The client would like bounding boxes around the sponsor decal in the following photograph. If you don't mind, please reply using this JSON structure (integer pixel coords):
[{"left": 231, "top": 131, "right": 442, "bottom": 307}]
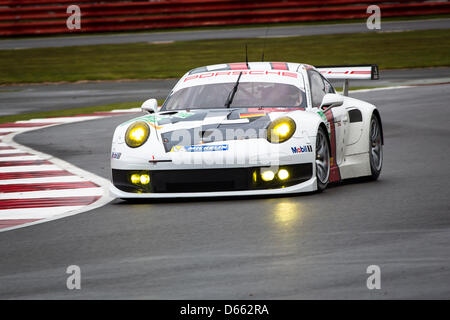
[
  {"left": 184, "top": 70, "right": 298, "bottom": 82},
  {"left": 317, "top": 110, "right": 328, "bottom": 122},
  {"left": 185, "top": 144, "right": 229, "bottom": 152},
  {"left": 142, "top": 115, "right": 167, "bottom": 123},
  {"left": 147, "top": 122, "right": 163, "bottom": 130},
  {"left": 247, "top": 107, "right": 303, "bottom": 113},
  {"left": 291, "top": 145, "right": 313, "bottom": 154},
  {"left": 171, "top": 144, "right": 229, "bottom": 152},
  {"left": 175, "top": 111, "right": 194, "bottom": 119},
  {"left": 239, "top": 112, "right": 266, "bottom": 118},
  {"left": 319, "top": 70, "right": 371, "bottom": 75},
  {"left": 119, "top": 114, "right": 166, "bottom": 127},
  {"left": 111, "top": 152, "right": 121, "bottom": 159}
]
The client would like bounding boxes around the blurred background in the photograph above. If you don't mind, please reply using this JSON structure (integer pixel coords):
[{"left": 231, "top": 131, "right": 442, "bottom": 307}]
[
  {"left": 0, "top": 1, "right": 449, "bottom": 300},
  {"left": 1, "top": 0, "right": 449, "bottom": 121}
]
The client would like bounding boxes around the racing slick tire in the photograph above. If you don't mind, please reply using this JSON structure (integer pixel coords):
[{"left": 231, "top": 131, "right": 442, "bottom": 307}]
[
  {"left": 316, "top": 126, "right": 331, "bottom": 192},
  {"left": 368, "top": 113, "right": 383, "bottom": 181}
]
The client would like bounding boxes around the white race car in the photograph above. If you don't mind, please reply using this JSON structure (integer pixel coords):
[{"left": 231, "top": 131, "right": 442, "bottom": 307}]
[{"left": 110, "top": 62, "right": 383, "bottom": 198}]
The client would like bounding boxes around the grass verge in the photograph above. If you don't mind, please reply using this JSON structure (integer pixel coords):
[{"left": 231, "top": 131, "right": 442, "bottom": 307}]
[
  {"left": 0, "top": 101, "right": 145, "bottom": 124},
  {"left": 1, "top": 29, "right": 449, "bottom": 85}
]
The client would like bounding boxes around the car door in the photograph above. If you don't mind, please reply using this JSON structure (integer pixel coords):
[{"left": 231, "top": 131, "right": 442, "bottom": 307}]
[{"left": 308, "top": 69, "right": 349, "bottom": 166}]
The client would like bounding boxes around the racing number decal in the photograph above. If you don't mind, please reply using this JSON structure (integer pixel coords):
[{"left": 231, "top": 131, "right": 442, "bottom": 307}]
[{"left": 324, "top": 109, "right": 341, "bottom": 183}]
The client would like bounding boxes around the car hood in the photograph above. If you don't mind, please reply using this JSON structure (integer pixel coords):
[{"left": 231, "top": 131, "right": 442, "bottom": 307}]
[{"left": 124, "top": 107, "right": 303, "bottom": 152}]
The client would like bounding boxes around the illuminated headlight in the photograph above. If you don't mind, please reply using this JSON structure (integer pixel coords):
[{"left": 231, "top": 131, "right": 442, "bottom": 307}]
[
  {"left": 261, "top": 170, "right": 275, "bottom": 181},
  {"left": 278, "top": 169, "right": 289, "bottom": 180},
  {"left": 267, "top": 117, "right": 296, "bottom": 143},
  {"left": 125, "top": 121, "right": 150, "bottom": 148},
  {"left": 130, "top": 174, "right": 141, "bottom": 184},
  {"left": 139, "top": 174, "right": 150, "bottom": 185},
  {"left": 130, "top": 173, "right": 150, "bottom": 185}
]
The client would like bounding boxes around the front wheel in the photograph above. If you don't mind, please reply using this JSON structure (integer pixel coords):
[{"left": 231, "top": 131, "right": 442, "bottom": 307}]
[
  {"left": 315, "top": 126, "right": 330, "bottom": 192},
  {"left": 368, "top": 114, "right": 383, "bottom": 180}
]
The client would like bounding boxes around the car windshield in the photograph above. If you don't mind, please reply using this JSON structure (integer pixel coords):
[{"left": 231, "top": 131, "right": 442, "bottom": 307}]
[{"left": 162, "top": 82, "right": 307, "bottom": 110}]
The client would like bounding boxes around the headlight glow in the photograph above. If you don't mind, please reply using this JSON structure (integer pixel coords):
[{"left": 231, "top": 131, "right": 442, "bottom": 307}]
[
  {"left": 274, "top": 123, "right": 290, "bottom": 136},
  {"left": 125, "top": 121, "right": 150, "bottom": 148},
  {"left": 131, "top": 128, "right": 145, "bottom": 141},
  {"left": 130, "top": 174, "right": 141, "bottom": 184},
  {"left": 140, "top": 174, "right": 150, "bottom": 185},
  {"left": 261, "top": 170, "right": 275, "bottom": 181},
  {"left": 267, "top": 117, "right": 296, "bottom": 143},
  {"left": 130, "top": 173, "right": 150, "bottom": 185},
  {"left": 278, "top": 169, "right": 289, "bottom": 180}
]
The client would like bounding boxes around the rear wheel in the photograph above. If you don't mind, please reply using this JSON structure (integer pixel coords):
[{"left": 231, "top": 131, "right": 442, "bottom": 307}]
[
  {"left": 316, "top": 126, "right": 330, "bottom": 192},
  {"left": 368, "top": 114, "right": 383, "bottom": 180}
]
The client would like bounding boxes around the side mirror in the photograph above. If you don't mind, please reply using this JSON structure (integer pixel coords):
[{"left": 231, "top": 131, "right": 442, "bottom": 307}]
[
  {"left": 320, "top": 93, "right": 344, "bottom": 110},
  {"left": 141, "top": 98, "right": 158, "bottom": 113}
]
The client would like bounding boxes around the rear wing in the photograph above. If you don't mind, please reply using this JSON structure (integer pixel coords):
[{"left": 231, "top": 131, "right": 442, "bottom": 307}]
[{"left": 315, "top": 64, "right": 379, "bottom": 96}]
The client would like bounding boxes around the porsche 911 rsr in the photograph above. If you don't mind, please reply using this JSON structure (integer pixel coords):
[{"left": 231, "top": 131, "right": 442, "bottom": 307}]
[{"left": 110, "top": 62, "right": 383, "bottom": 198}]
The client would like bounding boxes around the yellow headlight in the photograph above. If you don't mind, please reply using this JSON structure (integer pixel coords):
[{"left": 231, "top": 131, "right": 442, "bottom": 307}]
[
  {"left": 278, "top": 169, "right": 289, "bottom": 180},
  {"left": 130, "top": 173, "right": 150, "bottom": 185},
  {"left": 267, "top": 117, "right": 296, "bottom": 143},
  {"left": 130, "top": 174, "right": 141, "bottom": 184},
  {"left": 261, "top": 170, "right": 275, "bottom": 181},
  {"left": 252, "top": 170, "right": 258, "bottom": 182},
  {"left": 274, "top": 123, "right": 290, "bottom": 137},
  {"left": 139, "top": 174, "right": 150, "bottom": 185},
  {"left": 125, "top": 121, "right": 150, "bottom": 148}
]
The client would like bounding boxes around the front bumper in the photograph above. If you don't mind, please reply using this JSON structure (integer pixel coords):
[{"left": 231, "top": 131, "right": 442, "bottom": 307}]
[{"left": 110, "top": 163, "right": 316, "bottom": 198}]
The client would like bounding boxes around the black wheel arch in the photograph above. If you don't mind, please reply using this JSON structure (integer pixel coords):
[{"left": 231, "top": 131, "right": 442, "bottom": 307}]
[{"left": 318, "top": 122, "right": 331, "bottom": 151}]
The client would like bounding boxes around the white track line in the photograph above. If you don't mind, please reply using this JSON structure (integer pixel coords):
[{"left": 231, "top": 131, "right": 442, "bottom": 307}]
[
  {"left": 15, "top": 116, "right": 102, "bottom": 123},
  {"left": 349, "top": 85, "right": 415, "bottom": 93},
  {"left": 0, "top": 206, "right": 85, "bottom": 220},
  {"left": 0, "top": 176, "right": 86, "bottom": 185},
  {"left": 110, "top": 108, "right": 141, "bottom": 113},
  {"left": 0, "top": 165, "right": 60, "bottom": 173},
  {"left": 0, "top": 128, "right": 37, "bottom": 133},
  {"left": 0, "top": 187, "right": 104, "bottom": 200},
  {"left": 0, "top": 155, "right": 42, "bottom": 161},
  {"left": 0, "top": 149, "right": 24, "bottom": 154}
]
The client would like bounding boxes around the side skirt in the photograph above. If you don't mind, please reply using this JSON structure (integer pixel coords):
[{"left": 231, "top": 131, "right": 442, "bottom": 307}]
[{"left": 338, "top": 153, "right": 371, "bottom": 180}]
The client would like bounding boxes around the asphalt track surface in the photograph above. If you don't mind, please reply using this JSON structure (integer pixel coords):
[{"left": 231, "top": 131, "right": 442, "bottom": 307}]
[
  {"left": 0, "top": 79, "right": 177, "bottom": 116},
  {"left": 0, "top": 82, "right": 448, "bottom": 299},
  {"left": 1, "top": 68, "right": 450, "bottom": 117},
  {"left": 1, "top": 18, "right": 449, "bottom": 50}
]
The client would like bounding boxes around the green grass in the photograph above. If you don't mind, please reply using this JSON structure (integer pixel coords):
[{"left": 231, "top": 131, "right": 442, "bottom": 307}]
[
  {"left": 0, "top": 101, "right": 142, "bottom": 124},
  {"left": 0, "top": 29, "right": 449, "bottom": 85}
]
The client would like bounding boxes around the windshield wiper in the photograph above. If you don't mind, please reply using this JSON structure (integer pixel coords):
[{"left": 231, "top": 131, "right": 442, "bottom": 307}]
[{"left": 224, "top": 72, "right": 243, "bottom": 108}]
